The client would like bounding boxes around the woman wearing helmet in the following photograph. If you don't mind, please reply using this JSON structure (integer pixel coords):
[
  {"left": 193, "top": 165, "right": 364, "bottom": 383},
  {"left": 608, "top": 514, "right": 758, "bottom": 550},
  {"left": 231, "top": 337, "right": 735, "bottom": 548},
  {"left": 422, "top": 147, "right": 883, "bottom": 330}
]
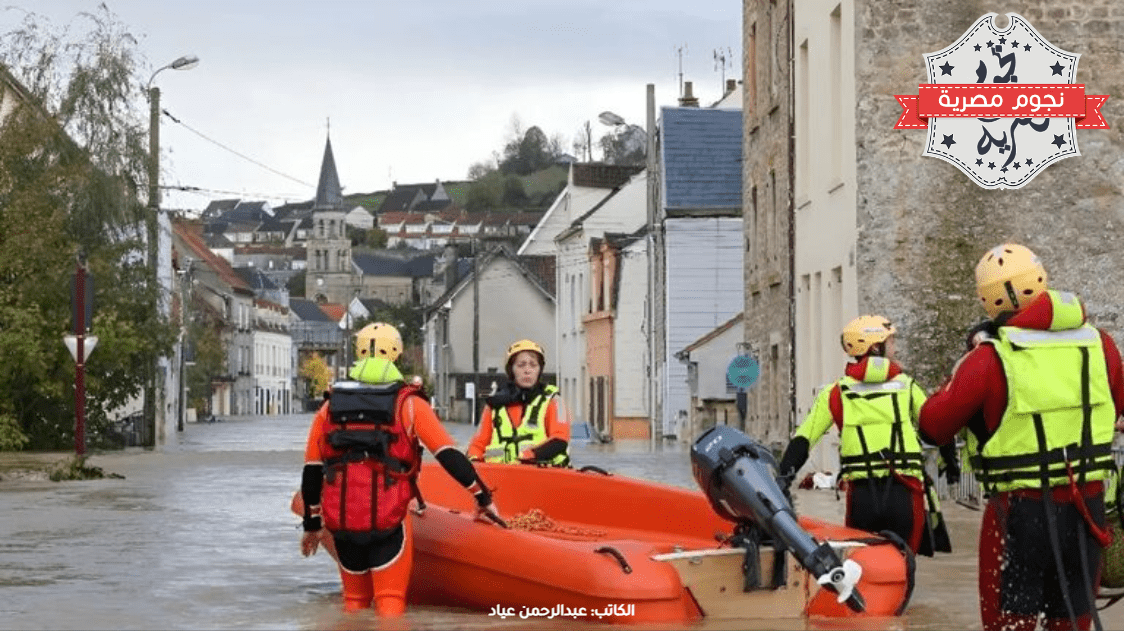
[
  {"left": 466, "top": 339, "right": 571, "bottom": 467},
  {"left": 920, "top": 244, "right": 1124, "bottom": 631},
  {"left": 299, "top": 322, "right": 502, "bottom": 615},
  {"left": 777, "top": 314, "right": 939, "bottom": 555}
]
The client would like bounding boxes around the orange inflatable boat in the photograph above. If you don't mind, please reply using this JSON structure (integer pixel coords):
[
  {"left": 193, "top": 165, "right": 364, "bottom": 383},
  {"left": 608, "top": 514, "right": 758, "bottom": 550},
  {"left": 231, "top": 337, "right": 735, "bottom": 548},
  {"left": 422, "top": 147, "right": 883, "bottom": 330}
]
[{"left": 294, "top": 459, "right": 915, "bottom": 624}]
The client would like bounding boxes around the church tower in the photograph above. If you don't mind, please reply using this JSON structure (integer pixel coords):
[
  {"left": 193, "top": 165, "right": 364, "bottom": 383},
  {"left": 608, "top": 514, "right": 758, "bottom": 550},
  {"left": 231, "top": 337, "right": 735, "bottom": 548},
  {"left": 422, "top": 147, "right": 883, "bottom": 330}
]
[{"left": 305, "top": 134, "right": 353, "bottom": 304}]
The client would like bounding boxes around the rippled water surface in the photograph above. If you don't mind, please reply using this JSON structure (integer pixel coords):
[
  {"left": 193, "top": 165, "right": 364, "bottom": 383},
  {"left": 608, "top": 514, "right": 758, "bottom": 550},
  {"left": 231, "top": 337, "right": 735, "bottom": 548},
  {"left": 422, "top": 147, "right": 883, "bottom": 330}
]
[{"left": 2, "top": 414, "right": 1123, "bottom": 630}]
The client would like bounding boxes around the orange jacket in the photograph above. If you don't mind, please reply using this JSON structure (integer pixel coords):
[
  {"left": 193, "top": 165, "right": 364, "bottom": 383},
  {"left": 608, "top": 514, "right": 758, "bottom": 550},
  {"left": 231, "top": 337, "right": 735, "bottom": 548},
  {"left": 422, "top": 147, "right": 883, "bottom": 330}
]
[{"left": 466, "top": 397, "right": 570, "bottom": 460}]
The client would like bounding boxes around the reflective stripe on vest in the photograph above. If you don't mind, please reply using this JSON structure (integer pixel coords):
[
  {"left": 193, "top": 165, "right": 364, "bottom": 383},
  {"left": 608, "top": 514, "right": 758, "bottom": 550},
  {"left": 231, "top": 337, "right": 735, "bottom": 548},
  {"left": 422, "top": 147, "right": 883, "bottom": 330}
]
[
  {"left": 969, "top": 310, "right": 1115, "bottom": 493},
  {"left": 837, "top": 373, "right": 924, "bottom": 481},
  {"left": 485, "top": 385, "right": 569, "bottom": 466}
]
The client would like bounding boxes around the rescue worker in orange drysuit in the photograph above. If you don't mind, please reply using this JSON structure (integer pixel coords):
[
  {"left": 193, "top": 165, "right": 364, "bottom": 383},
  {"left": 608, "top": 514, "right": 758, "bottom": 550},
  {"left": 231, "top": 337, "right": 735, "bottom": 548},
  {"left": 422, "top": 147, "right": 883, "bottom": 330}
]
[{"left": 299, "top": 323, "right": 500, "bottom": 615}]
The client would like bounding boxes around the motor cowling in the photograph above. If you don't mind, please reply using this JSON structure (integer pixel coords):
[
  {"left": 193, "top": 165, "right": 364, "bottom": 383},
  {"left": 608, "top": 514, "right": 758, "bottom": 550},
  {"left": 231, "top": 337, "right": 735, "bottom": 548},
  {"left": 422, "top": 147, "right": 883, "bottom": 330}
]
[{"left": 691, "top": 425, "right": 865, "bottom": 612}]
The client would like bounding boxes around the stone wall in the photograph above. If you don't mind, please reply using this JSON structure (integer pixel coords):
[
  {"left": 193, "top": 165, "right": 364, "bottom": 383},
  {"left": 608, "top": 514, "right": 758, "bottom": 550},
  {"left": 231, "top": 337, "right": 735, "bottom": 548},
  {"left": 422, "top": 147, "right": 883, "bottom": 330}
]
[
  {"left": 855, "top": 1, "right": 1124, "bottom": 390},
  {"left": 743, "top": 0, "right": 796, "bottom": 445}
]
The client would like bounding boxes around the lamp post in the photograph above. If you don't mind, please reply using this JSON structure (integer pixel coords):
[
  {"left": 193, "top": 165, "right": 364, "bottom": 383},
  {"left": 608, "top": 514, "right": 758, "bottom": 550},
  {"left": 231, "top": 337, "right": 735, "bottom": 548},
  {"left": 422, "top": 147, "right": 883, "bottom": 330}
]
[
  {"left": 146, "top": 54, "right": 198, "bottom": 446},
  {"left": 147, "top": 55, "right": 199, "bottom": 217},
  {"left": 597, "top": 110, "right": 648, "bottom": 165}
]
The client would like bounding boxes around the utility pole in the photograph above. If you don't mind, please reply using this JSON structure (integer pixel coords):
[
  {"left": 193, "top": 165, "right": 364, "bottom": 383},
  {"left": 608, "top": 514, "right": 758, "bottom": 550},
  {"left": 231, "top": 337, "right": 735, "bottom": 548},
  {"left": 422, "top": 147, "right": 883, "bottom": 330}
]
[
  {"left": 74, "top": 253, "right": 88, "bottom": 456},
  {"left": 645, "top": 83, "right": 659, "bottom": 445},
  {"left": 472, "top": 237, "right": 480, "bottom": 425}
]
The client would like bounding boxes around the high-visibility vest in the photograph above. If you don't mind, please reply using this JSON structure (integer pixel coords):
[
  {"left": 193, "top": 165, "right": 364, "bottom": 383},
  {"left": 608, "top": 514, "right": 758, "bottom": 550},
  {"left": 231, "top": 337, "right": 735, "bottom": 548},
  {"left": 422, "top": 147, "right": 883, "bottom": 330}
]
[
  {"left": 968, "top": 291, "right": 1115, "bottom": 493},
  {"left": 837, "top": 360, "right": 925, "bottom": 482},
  {"left": 484, "top": 385, "right": 569, "bottom": 467}
]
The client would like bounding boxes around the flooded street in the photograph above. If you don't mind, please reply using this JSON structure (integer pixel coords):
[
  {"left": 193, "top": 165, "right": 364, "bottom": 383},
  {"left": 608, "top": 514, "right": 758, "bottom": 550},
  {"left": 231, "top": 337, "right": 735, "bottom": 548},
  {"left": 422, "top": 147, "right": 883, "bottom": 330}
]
[{"left": 2, "top": 413, "right": 1123, "bottom": 630}]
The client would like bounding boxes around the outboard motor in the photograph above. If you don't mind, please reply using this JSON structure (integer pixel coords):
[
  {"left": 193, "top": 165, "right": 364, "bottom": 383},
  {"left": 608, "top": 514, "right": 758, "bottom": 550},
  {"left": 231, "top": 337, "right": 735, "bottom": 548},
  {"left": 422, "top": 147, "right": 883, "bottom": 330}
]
[{"left": 691, "top": 425, "right": 865, "bottom": 613}]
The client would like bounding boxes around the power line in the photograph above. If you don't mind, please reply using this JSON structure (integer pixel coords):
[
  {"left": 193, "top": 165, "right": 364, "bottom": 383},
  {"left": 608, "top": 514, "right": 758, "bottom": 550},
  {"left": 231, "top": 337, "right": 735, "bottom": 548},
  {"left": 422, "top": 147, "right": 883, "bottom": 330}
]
[
  {"left": 162, "top": 183, "right": 312, "bottom": 204},
  {"left": 161, "top": 108, "right": 315, "bottom": 189}
]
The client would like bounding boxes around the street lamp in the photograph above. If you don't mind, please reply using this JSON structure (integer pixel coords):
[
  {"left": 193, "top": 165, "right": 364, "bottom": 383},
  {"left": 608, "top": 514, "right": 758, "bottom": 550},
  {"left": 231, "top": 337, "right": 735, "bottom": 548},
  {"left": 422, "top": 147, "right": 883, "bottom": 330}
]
[
  {"left": 596, "top": 110, "right": 647, "bottom": 164},
  {"left": 597, "top": 111, "right": 626, "bottom": 127},
  {"left": 147, "top": 55, "right": 199, "bottom": 213},
  {"left": 146, "top": 54, "right": 198, "bottom": 445}
]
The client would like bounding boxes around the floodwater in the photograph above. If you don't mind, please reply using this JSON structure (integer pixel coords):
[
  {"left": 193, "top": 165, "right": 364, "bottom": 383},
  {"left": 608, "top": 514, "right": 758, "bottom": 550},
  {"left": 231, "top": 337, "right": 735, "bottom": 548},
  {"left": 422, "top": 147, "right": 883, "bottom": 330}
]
[{"left": 2, "top": 414, "right": 1123, "bottom": 631}]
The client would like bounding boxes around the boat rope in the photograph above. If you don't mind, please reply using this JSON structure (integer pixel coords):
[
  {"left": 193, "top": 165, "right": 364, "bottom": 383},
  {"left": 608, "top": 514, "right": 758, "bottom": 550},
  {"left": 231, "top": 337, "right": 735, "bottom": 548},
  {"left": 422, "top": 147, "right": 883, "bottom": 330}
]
[
  {"left": 578, "top": 465, "right": 612, "bottom": 476},
  {"left": 506, "top": 508, "right": 607, "bottom": 538}
]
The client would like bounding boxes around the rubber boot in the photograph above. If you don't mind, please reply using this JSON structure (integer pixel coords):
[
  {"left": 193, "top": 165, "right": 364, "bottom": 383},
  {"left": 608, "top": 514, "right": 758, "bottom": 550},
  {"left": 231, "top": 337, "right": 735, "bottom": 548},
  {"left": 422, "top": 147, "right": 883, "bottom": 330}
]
[
  {"left": 339, "top": 568, "right": 373, "bottom": 611},
  {"left": 371, "top": 519, "right": 413, "bottom": 617}
]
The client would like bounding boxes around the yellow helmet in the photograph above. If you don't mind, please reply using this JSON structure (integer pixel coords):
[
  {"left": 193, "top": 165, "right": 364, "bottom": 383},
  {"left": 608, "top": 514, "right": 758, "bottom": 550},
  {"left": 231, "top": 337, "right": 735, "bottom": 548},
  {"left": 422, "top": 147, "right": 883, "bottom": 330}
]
[
  {"left": 840, "top": 315, "right": 896, "bottom": 357},
  {"left": 355, "top": 322, "right": 402, "bottom": 362},
  {"left": 975, "top": 243, "right": 1048, "bottom": 318},
  {"left": 505, "top": 339, "right": 545, "bottom": 378}
]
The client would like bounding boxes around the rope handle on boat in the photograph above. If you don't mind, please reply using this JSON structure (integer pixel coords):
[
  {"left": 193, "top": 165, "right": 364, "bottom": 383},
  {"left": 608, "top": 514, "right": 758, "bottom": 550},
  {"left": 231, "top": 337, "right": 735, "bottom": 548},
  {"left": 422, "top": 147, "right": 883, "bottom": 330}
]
[
  {"left": 595, "top": 546, "right": 633, "bottom": 574},
  {"left": 578, "top": 465, "right": 613, "bottom": 476}
]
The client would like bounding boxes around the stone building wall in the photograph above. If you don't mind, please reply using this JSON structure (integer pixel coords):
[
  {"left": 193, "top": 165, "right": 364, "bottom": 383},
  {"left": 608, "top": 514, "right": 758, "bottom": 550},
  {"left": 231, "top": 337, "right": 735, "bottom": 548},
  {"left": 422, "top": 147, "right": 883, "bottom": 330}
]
[
  {"left": 742, "top": 0, "right": 796, "bottom": 446},
  {"left": 855, "top": 2, "right": 1124, "bottom": 390}
]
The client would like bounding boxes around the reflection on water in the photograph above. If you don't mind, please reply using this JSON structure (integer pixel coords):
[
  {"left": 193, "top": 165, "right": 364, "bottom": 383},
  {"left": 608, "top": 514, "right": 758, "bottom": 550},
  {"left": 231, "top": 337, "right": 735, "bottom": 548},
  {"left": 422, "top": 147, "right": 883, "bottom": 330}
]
[{"left": 1, "top": 414, "right": 1123, "bottom": 630}]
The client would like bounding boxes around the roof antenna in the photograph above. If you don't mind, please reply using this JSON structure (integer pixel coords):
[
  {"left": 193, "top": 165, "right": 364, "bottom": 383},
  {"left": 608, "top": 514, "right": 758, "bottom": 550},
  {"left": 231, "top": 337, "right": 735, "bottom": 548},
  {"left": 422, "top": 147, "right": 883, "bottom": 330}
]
[
  {"left": 713, "top": 47, "right": 733, "bottom": 92},
  {"left": 676, "top": 44, "right": 688, "bottom": 97}
]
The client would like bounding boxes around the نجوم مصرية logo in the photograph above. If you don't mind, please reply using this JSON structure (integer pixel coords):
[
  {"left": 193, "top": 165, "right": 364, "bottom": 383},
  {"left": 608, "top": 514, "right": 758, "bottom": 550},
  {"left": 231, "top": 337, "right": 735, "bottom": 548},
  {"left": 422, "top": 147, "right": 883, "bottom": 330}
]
[{"left": 895, "top": 13, "right": 1109, "bottom": 190}]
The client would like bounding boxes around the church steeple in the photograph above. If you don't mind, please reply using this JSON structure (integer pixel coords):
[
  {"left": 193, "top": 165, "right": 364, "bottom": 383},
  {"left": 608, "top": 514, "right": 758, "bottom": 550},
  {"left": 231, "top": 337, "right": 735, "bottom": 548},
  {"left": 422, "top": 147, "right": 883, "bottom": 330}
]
[{"left": 314, "top": 134, "right": 342, "bottom": 209}]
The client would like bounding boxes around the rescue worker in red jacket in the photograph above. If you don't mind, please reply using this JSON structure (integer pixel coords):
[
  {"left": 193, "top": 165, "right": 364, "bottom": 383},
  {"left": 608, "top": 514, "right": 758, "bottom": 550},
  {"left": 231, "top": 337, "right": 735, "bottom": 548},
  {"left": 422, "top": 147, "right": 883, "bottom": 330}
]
[
  {"left": 299, "top": 323, "right": 500, "bottom": 615},
  {"left": 467, "top": 339, "right": 571, "bottom": 466},
  {"left": 777, "top": 315, "right": 948, "bottom": 554},
  {"left": 919, "top": 243, "right": 1124, "bottom": 631}
]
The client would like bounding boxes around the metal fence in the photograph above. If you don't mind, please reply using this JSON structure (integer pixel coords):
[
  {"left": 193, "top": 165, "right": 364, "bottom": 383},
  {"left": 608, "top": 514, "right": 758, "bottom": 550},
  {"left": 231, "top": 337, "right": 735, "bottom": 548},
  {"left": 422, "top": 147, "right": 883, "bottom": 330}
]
[{"left": 924, "top": 445, "right": 1124, "bottom": 507}]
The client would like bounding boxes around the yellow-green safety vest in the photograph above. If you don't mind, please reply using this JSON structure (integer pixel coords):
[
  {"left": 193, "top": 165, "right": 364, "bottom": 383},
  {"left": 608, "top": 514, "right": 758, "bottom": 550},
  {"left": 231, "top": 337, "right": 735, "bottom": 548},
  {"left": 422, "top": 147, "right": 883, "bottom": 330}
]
[
  {"left": 484, "top": 385, "right": 570, "bottom": 467},
  {"left": 836, "top": 361, "right": 925, "bottom": 482},
  {"left": 968, "top": 290, "right": 1116, "bottom": 493}
]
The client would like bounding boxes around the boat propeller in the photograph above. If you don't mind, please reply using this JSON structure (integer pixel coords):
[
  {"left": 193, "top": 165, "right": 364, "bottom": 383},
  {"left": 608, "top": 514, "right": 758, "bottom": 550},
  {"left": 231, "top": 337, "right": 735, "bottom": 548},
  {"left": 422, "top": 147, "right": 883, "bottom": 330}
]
[
  {"left": 691, "top": 425, "right": 867, "bottom": 613},
  {"left": 817, "top": 558, "right": 865, "bottom": 610}
]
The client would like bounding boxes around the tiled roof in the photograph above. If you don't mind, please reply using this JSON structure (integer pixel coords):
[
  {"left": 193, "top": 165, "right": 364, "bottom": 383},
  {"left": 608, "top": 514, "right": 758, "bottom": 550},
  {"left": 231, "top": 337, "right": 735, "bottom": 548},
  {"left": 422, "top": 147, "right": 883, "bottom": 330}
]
[
  {"left": 661, "top": 107, "right": 743, "bottom": 211},
  {"left": 173, "top": 221, "right": 253, "bottom": 293},
  {"left": 319, "top": 303, "right": 346, "bottom": 322},
  {"left": 571, "top": 163, "right": 643, "bottom": 189}
]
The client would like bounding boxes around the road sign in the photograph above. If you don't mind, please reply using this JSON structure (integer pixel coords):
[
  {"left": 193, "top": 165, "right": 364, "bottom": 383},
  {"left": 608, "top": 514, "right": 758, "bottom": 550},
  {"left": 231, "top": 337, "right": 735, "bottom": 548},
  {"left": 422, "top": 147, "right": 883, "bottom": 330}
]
[
  {"left": 64, "top": 335, "right": 98, "bottom": 362},
  {"left": 726, "top": 354, "right": 760, "bottom": 391}
]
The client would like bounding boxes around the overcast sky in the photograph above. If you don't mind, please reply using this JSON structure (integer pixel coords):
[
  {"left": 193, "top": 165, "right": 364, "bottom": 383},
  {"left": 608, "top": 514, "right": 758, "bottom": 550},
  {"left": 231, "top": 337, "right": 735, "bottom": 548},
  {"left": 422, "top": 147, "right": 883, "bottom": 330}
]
[{"left": 5, "top": 1, "right": 742, "bottom": 211}]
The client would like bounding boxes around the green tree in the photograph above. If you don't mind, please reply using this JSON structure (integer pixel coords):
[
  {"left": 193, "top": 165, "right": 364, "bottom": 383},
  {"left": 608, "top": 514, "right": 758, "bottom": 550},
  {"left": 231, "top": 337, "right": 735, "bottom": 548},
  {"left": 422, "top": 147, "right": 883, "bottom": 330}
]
[
  {"left": 0, "top": 7, "right": 176, "bottom": 449},
  {"left": 502, "top": 175, "right": 528, "bottom": 206},
  {"left": 500, "top": 125, "right": 554, "bottom": 175},
  {"left": 466, "top": 170, "right": 503, "bottom": 211},
  {"left": 185, "top": 316, "right": 225, "bottom": 414}
]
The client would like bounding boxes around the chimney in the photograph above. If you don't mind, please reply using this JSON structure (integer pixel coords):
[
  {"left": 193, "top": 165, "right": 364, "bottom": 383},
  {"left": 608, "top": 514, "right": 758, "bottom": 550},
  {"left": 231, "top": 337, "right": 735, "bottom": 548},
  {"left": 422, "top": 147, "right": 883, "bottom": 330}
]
[
  {"left": 443, "top": 244, "right": 458, "bottom": 291},
  {"left": 725, "top": 79, "right": 737, "bottom": 95},
  {"left": 679, "top": 81, "right": 700, "bottom": 107}
]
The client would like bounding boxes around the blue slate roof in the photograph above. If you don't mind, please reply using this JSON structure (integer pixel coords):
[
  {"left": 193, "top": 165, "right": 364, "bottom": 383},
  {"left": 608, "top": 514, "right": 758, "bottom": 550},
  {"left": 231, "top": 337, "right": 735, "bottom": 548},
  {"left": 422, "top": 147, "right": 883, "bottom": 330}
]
[
  {"left": 353, "top": 252, "right": 435, "bottom": 277},
  {"left": 289, "top": 298, "right": 335, "bottom": 322},
  {"left": 234, "top": 267, "right": 279, "bottom": 291},
  {"left": 660, "top": 107, "right": 743, "bottom": 211}
]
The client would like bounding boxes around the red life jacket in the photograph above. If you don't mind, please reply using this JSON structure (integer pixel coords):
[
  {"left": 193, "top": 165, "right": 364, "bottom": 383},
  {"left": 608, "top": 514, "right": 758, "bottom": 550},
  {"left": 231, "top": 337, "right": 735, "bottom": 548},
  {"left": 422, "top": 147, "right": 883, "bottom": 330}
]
[{"left": 320, "top": 381, "right": 424, "bottom": 534}]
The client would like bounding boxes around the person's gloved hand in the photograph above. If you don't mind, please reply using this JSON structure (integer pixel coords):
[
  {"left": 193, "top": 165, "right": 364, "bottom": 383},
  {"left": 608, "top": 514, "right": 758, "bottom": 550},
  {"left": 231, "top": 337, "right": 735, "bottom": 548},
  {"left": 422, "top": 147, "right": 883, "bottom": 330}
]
[
  {"left": 471, "top": 486, "right": 505, "bottom": 526},
  {"left": 778, "top": 471, "right": 796, "bottom": 503},
  {"left": 965, "top": 320, "right": 998, "bottom": 351}
]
